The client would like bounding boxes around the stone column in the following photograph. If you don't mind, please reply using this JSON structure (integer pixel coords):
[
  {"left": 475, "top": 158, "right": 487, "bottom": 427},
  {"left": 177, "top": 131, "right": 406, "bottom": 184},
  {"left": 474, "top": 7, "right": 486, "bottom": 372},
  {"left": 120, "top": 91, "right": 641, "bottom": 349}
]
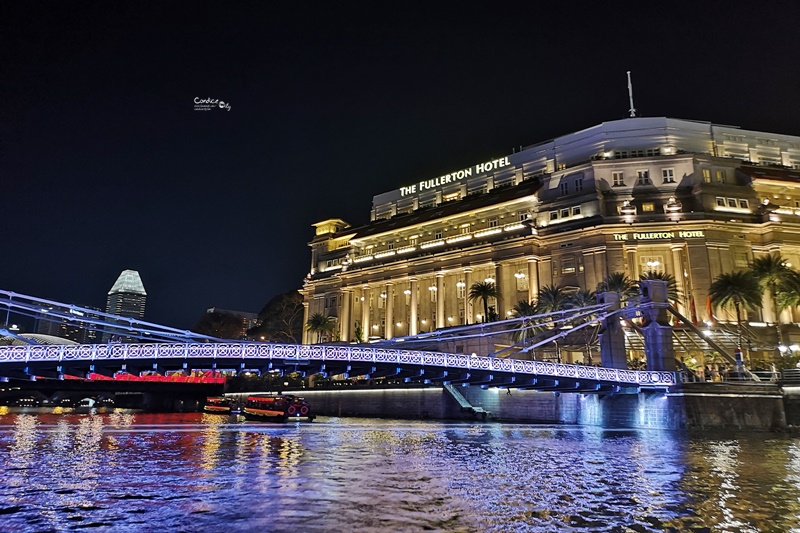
[
  {"left": 527, "top": 257, "right": 539, "bottom": 304},
  {"left": 361, "top": 285, "right": 370, "bottom": 342},
  {"left": 340, "top": 289, "right": 351, "bottom": 342},
  {"left": 670, "top": 245, "right": 686, "bottom": 313},
  {"left": 626, "top": 246, "right": 637, "bottom": 279},
  {"left": 409, "top": 278, "right": 418, "bottom": 335},
  {"left": 301, "top": 302, "right": 310, "bottom": 345},
  {"left": 384, "top": 283, "right": 394, "bottom": 340},
  {"left": 464, "top": 268, "right": 473, "bottom": 324},
  {"left": 494, "top": 263, "right": 504, "bottom": 319},
  {"left": 436, "top": 272, "right": 445, "bottom": 329}
]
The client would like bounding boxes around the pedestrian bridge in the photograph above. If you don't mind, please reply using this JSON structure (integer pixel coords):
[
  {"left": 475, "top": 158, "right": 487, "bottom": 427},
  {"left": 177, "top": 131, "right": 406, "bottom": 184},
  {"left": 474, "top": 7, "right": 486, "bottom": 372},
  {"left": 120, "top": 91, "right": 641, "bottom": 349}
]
[{"left": 0, "top": 342, "right": 676, "bottom": 393}]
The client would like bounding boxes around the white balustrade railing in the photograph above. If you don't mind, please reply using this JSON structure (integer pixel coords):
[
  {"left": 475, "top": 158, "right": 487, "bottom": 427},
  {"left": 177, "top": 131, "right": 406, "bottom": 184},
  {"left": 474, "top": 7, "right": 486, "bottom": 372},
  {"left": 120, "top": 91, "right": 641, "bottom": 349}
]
[{"left": 0, "top": 343, "right": 676, "bottom": 386}]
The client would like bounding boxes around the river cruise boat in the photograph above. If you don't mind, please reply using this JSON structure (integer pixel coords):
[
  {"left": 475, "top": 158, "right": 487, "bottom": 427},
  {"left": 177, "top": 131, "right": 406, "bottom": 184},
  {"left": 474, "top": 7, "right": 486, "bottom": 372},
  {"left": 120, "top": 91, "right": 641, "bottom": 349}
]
[
  {"left": 243, "top": 394, "right": 314, "bottom": 422},
  {"left": 203, "top": 396, "right": 240, "bottom": 414}
]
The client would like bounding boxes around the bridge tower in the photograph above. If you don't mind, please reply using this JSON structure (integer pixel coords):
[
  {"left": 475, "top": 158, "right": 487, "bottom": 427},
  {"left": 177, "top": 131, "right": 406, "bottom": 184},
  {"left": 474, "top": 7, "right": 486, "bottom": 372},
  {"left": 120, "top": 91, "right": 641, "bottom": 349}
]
[
  {"left": 597, "top": 291, "right": 626, "bottom": 369},
  {"left": 639, "top": 280, "right": 676, "bottom": 371}
]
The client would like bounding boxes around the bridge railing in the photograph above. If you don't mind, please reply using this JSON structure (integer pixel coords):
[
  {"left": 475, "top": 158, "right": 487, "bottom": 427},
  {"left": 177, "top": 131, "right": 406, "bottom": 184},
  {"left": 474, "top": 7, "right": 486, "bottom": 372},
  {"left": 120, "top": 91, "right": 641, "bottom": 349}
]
[{"left": 0, "top": 342, "right": 677, "bottom": 387}]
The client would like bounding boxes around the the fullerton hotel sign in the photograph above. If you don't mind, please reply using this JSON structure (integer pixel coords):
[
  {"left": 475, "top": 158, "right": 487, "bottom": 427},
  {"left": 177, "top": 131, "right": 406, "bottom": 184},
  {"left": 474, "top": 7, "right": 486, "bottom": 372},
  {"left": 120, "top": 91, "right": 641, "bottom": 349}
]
[
  {"left": 399, "top": 157, "right": 511, "bottom": 197},
  {"left": 613, "top": 230, "right": 705, "bottom": 241}
]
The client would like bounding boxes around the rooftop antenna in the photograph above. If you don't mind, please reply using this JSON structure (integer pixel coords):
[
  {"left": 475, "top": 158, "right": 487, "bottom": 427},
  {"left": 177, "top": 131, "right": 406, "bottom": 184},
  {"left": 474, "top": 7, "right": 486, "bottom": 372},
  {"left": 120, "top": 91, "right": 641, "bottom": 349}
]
[{"left": 627, "top": 71, "right": 636, "bottom": 118}]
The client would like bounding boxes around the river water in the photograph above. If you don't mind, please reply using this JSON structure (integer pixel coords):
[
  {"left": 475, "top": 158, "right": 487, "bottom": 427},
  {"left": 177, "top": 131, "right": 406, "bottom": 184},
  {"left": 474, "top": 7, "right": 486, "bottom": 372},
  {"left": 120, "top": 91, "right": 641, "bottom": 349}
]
[{"left": 0, "top": 410, "right": 799, "bottom": 532}]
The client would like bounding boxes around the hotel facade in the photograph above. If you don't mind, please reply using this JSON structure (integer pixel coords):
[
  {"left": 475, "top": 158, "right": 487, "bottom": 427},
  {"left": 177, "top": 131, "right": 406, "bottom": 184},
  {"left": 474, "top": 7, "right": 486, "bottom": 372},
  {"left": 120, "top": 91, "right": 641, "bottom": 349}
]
[{"left": 301, "top": 117, "right": 800, "bottom": 353}]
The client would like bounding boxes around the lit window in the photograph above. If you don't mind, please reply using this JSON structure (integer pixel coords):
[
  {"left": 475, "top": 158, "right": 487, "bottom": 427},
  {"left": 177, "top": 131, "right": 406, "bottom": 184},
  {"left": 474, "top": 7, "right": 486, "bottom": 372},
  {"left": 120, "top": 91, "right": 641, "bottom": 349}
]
[
  {"left": 662, "top": 169, "right": 675, "bottom": 183},
  {"left": 642, "top": 203, "right": 654, "bottom": 212},
  {"left": 443, "top": 192, "right": 460, "bottom": 203},
  {"left": 460, "top": 225, "right": 470, "bottom": 235},
  {"left": 434, "top": 230, "right": 442, "bottom": 240},
  {"left": 612, "top": 172, "right": 625, "bottom": 186},
  {"left": 637, "top": 170, "right": 650, "bottom": 185},
  {"left": 488, "top": 217, "right": 499, "bottom": 228},
  {"left": 387, "top": 242, "right": 394, "bottom": 250},
  {"left": 702, "top": 168, "right": 711, "bottom": 183},
  {"left": 562, "top": 258, "right": 576, "bottom": 274},
  {"left": 716, "top": 170, "right": 726, "bottom": 183},
  {"left": 457, "top": 282, "right": 466, "bottom": 299}
]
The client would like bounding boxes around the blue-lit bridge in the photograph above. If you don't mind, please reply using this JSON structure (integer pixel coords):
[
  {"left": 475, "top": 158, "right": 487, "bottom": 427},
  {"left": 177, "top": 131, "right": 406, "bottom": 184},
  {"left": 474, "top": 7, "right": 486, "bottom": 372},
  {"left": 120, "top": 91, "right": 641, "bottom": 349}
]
[
  {"left": 2, "top": 282, "right": 769, "bottom": 394},
  {"left": 0, "top": 341, "right": 676, "bottom": 392}
]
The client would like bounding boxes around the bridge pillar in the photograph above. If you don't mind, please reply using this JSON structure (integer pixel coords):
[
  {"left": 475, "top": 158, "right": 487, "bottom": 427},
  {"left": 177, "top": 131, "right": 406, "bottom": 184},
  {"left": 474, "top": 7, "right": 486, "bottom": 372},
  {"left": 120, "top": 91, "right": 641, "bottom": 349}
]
[
  {"left": 640, "top": 280, "right": 676, "bottom": 371},
  {"left": 598, "top": 292, "right": 626, "bottom": 369}
]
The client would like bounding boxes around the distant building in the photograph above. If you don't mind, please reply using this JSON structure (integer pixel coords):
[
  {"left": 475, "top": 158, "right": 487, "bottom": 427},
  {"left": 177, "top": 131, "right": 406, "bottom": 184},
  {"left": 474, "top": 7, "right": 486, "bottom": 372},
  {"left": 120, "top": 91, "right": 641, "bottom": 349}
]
[
  {"left": 105, "top": 270, "right": 147, "bottom": 342},
  {"left": 36, "top": 306, "right": 102, "bottom": 344},
  {"left": 106, "top": 270, "right": 147, "bottom": 318},
  {"left": 200, "top": 307, "right": 259, "bottom": 339}
]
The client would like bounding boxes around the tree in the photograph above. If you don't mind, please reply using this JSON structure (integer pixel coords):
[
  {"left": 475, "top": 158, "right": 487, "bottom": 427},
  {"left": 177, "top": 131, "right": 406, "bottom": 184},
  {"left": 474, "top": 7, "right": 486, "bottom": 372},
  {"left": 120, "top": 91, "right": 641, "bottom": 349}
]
[
  {"left": 536, "top": 284, "right": 572, "bottom": 314},
  {"left": 191, "top": 310, "right": 247, "bottom": 339},
  {"left": 468, "top": 281, "right": 498, "bottom": 323},
  {"left": 565, "top": 289, "right": 598, "bottom": 365},
  {"left": 305, "top": 313, "right": 336, "bottom": 343},
  {"left": 709, "top": 271, "right": 762, "bottom": 352},
  {"left": 596, "top": 272, "right": 638, "bottom": 302},
  {"left": 247, "top": 290, "right": 304, "bottom": 343},
  {"left": 511, "top": 299, "right": 539, "bottom": 347},
  {"left": 750, "top": 253, "right": 800, "bottom": 348},
  {"left": 638, "top": 271, "right": 683, "bottom": 303}
]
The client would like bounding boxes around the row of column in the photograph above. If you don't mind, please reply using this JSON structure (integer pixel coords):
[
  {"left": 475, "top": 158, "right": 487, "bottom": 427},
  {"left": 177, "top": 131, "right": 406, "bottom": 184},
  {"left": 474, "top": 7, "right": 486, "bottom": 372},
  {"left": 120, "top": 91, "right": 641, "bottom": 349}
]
[{"left": 334, "top": 258, "right": 543, "bottom": 342}]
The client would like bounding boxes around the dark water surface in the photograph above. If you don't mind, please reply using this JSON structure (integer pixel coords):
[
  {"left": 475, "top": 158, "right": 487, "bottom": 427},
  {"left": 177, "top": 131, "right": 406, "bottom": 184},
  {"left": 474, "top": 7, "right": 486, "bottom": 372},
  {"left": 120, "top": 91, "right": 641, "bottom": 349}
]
[{"left": 1, "top": 409, "right": 799, "bottom": 532}]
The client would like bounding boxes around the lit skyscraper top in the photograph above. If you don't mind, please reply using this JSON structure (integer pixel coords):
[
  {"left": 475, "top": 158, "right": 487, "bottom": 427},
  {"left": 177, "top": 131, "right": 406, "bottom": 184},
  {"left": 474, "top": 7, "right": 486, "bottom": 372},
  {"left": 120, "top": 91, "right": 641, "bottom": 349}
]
[{"left": 106, "top": 269, "right": 147, "bottom": 319}]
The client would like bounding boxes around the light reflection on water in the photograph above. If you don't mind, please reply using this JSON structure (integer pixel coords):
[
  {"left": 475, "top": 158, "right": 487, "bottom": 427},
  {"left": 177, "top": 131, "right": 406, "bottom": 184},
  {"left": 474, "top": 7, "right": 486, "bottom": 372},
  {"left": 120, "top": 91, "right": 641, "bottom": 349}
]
[{"left": 0, "top": 412, "right": 799, "bottom": 532}]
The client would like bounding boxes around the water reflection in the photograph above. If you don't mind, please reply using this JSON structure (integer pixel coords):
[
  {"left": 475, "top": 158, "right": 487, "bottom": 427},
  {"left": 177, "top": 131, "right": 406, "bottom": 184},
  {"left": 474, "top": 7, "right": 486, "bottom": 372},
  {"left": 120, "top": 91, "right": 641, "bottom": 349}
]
[{"left": 0, "top": 413, "right": 799, "bottom": 531}]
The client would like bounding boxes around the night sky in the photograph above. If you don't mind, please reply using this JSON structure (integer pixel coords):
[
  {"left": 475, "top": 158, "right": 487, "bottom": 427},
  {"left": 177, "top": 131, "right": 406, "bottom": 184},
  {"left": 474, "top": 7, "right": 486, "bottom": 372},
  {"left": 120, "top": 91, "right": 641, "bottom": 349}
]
[{"left": 2, "top": 1, "right": 799, "bottom": 329}]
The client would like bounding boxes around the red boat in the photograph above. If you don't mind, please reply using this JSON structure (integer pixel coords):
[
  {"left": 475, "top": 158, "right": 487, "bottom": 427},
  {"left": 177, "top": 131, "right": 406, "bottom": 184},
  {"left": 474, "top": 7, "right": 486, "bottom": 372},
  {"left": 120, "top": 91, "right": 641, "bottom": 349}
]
[
  {"left": 203, "top": 396, "right": 239, "bottom": 414},
  {"left": 243, "top": 394, "right": 314, "bottom": 422}
]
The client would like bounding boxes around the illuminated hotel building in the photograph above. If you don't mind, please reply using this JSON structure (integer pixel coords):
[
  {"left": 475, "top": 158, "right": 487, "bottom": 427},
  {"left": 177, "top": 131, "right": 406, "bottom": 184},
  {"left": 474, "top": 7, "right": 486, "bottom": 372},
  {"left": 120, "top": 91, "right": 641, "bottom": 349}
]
[{"left": 301, "top": 117, "right": 800, "bottom": 349}]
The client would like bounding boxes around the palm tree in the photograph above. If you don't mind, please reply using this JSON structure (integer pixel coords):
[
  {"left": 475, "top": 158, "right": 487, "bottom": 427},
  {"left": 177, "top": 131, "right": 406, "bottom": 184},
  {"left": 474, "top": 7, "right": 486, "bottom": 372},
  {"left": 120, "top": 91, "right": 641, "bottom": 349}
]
[
  {"left": 596, "top": 272, "right": 638, "bottom": 302},
  {"left": 305, "top": 313, "right": 336, "bottom": 343},
  {"left": 536, "top": 284, "right": 572, "bottom": 314},
  {"left": 638, "top": 271, "right": 683, "bottom": 303},
  {"left": 566, "top": 289, "right": 598, "bottom": 364},
  {"left": 511, "top": 299, "right": 539, "bottom": 348},
  {"left": 750, "top": 253, "right": 800, "bottom": 348},
  {"left": 709, "top": 271, "right": 762, "bottom": 352},
  {"left": 468, "top": 281, "right": 498, "bottom": 323}
]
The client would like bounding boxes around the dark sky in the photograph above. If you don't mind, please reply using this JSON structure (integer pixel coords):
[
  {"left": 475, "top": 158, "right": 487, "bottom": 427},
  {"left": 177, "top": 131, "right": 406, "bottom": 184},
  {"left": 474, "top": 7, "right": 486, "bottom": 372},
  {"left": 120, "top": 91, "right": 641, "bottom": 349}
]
[{"left": 2, "top": 1, "right": 799, "bottom": 329}]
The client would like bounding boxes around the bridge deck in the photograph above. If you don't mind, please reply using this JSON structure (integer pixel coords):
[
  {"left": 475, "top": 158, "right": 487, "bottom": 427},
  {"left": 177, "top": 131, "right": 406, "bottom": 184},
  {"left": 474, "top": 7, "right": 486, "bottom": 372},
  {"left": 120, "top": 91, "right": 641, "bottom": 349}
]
[{"left": 0, "top": 342, "right": 676, "bottom": 392}]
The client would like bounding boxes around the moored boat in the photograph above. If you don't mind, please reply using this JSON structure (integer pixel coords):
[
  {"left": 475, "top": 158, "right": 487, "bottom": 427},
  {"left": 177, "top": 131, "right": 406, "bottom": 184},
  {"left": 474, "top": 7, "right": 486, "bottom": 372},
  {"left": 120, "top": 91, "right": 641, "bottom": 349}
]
[
  {"left": 243, "top": 394, "right": 314, "bottom": 422},
  {"left": 204, "top": 396, "right": 236, "bottom": 414}
]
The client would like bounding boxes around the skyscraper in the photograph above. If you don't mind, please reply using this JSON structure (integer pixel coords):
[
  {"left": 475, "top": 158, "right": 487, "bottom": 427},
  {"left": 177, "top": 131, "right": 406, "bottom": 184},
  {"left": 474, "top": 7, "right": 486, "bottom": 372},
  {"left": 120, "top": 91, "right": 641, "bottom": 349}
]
[{"left": 106, "top": 270, "right": 147, "bottom": 319}]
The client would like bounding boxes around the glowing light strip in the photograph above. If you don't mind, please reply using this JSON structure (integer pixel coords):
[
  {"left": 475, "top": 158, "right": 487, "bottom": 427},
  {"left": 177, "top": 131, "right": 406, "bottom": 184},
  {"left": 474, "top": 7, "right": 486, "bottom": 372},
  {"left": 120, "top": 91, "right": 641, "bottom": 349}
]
[
  {"left": 474, "top": 228, "right": 502, "bottom": 238},
  {"left": 396, "top": 246, "right": 417, "bottom": 254},
  {"left": 353, "top": 255, "right": 373, "bottom": 263},
  {"left": 503, "top": 223, "right": 525, "bottom": 231},
  {"left": 374, "top": 250, "right": 396, "bottom": 259},
  {"left": 420, "top": 240, "right": 445, "bottom": 249},
  {"left": 445, "top": 235, "right": 472, "bottom": 244}
]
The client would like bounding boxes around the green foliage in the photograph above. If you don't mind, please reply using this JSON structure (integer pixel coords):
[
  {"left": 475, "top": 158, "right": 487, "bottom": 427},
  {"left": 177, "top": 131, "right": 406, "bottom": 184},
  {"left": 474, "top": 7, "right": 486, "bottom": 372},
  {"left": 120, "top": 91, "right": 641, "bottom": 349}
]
[
  {"left": 468, "top": 281, "right": 498, "bottom": 322},
  {"left": 710, "top": 270, "right": 762, "bottom": 348},
  {"left": 596, "top": 272, "right": 638, "bottom": 301},
  {"left": 638, "top": 271, "right": 683, "bottom": 302},
  {"left": 191, "top": 310, "right": 246, "bottom": 339},
  {"left": 247, "top": 290, "right": 304, "bottom": 343},
  {"left": 305, "top": 312, "right": 336, "bottom": 343}
]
